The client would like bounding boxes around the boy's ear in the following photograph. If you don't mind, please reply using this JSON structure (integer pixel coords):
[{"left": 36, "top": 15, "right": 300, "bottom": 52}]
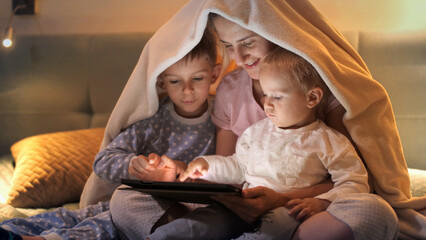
[
  {"left": 210, "top": 63, "right": 222, "bottom": 84},
  {"left": 306, "top": 87, "right": 323, "bottom": 109}
]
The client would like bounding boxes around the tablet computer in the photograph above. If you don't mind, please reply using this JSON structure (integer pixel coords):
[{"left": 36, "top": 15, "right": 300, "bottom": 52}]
[{"left": 119, "top": 179, "right": 242, "bottom": 204}]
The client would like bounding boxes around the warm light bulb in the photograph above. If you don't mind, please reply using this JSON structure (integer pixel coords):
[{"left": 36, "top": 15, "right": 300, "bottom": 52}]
[
  {"left": 2, "top": 26, "right": 13, "bottom": 48},
  {"left": 2, "top": 38, "right": 12, "bottom": 48}
]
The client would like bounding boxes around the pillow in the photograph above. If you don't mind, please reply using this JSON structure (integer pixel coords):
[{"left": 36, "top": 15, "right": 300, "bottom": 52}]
[
  {"left": 7, "top": 128, "right": 105, "bottom": 208},
  {"left": 408, "top": 168, "right": 426, "bottom": 197}
]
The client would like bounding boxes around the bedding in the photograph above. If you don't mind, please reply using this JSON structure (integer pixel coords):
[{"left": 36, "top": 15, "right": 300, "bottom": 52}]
[
  {"left": 0, "top": 202, "right": 79, "bottom": 223},
  {"left": 408, "top": 168, "right": 426, "bottom": 199}
]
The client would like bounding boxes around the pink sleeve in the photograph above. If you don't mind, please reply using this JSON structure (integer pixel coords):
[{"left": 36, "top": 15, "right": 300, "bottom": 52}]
[
  {"left": 211, "top": 81, "right": 232, "bottom": 130},
  {"left": 210, "top": 69, "right": 267, "bottom": 136}
]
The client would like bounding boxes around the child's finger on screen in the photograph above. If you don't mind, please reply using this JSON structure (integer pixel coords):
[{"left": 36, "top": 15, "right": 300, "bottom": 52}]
[{"left": 178, "top": 170, "right": 190, "bottom": 182}]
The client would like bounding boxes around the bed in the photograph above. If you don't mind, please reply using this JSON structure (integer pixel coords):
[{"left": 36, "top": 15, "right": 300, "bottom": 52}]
[{"left": 0, "top": 31, "right": 425, "bottom": 233}]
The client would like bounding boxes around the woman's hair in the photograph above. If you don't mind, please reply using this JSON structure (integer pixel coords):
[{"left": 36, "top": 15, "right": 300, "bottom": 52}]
[
  {"left": 207, "top": 12, "right": 220, "bottom": 36},
  {"left": 182, "top": 24, "right": 218, "bottom": 67},
  {"left": 206, "top": 13, "right": 230, "bottom": 69},
  {"left": 262, "top": 47, "right": 330, "bottom": 106}
]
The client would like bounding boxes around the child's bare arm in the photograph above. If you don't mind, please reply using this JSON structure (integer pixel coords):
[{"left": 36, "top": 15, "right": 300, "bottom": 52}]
[{"left": 179, "top": 158, "right": 209, "bottom": 182}]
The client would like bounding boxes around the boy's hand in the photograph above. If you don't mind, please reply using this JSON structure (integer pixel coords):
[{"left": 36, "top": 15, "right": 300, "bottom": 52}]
[
  {"left": 128, "top": 154, "right": 150, "bottom": 178},
  {"left": 129, "top": 153, "right": 186, "bottom": 182},
  {"left": 286, "top": 198, "right": 331, "bottom": 221},
  {"left": 179, "top": 158, "right": 209, "bottom": 182}
]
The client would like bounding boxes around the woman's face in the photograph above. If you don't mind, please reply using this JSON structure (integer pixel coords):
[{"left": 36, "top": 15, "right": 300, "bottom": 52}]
[{"left": 213, "top": 16, "right": 275, "bottom": 80}]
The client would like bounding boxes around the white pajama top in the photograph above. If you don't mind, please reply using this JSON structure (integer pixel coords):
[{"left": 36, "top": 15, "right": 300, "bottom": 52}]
[{"left": 202, "top": 119, "right": 369, "bottom": 202}]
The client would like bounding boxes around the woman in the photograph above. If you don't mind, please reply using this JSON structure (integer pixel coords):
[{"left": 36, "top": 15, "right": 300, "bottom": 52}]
[{"left": 208, "top": 14, "right": 393, "bottom": 240}]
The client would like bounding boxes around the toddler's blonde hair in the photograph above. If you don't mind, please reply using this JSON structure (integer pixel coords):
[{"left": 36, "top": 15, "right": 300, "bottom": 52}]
[{"left": 262, "top": 47, "right": 330, "bottom": 108}]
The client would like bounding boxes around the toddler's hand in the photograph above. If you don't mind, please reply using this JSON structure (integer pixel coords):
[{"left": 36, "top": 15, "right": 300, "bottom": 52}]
[
  {"left": 286, "top": 198, "right": 330, "bottom": 221},
  {"left": 179, "top": 158, "right": 209, "bottom": 182}
]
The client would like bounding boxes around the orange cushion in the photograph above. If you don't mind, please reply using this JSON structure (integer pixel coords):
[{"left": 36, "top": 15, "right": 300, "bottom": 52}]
[{"left": 8, "top": 128, "right": 104, "bottom": 208}]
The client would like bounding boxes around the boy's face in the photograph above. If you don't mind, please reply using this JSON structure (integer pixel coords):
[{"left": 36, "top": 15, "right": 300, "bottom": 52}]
[
  {"left": 160, "top": 57, "right": 219, "bottom": 118},
  {"left": 260, "top": 65, "right": 316, "bottom": 129}
]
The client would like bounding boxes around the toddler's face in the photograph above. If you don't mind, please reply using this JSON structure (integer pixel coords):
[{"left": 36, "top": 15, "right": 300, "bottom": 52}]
[
  {"left": 213, "top": 16, "right": 275, "bottom": 80},
  {"left": 160, "top": 57, "right": 217, "bottom": 118},
  {"left": 260, "top": 65, "right": 314, "bottom": 129}
]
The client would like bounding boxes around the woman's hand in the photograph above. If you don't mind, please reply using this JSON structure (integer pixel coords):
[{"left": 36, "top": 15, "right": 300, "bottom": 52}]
[
  {"left": 211, "top": 186, "right": 290, "bottom": 223},
  {"left": 129, "top": 153, "right": 186, "bottom": 182},
  {"left": 286, "top": 198, "right": 331, "bottom": 221},
  {"left": 209, "top": 178, "right": 333, "bottom": 223}
]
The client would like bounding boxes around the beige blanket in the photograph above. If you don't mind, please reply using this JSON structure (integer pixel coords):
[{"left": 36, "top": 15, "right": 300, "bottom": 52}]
[{"left": 81, "top": 0, "right": 426, "bottom": 238}]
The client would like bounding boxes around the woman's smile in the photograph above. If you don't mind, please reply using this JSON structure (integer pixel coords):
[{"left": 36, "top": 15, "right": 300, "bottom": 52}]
[{"left": 244, "top": 58, "right": 260, "bottom": 70}]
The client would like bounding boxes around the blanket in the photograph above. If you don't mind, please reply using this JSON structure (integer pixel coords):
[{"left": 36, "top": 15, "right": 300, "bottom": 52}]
[{"left": 80, "top": 0, "right": 426, "bottom": 238}]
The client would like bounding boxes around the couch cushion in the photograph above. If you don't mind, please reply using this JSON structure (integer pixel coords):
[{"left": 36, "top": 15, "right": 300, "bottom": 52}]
[{"left": 0, "top": 35, "right": 92, "bottom": 154}]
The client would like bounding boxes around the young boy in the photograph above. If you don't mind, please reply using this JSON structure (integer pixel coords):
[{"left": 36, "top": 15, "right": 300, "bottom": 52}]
[
  {"left": 152, "top": 47, "right": 370, "bottom": 240},
  {"left": 0, "top": 28, "right": 221, "bottom": 240},
  {"left": 93, "top": 27, "right": 221, "bottom": 185},
  {"left": 109, "top": 27, "right": 223, "bottom": 240}
]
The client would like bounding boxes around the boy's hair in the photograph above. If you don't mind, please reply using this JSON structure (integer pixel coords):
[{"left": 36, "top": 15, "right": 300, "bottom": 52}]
[
  {"left": 182, "top": 25, "right": 218, "bottom": 67},
  {"left": 262, "top": 47, "right": 330, "bottom": 106}
]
